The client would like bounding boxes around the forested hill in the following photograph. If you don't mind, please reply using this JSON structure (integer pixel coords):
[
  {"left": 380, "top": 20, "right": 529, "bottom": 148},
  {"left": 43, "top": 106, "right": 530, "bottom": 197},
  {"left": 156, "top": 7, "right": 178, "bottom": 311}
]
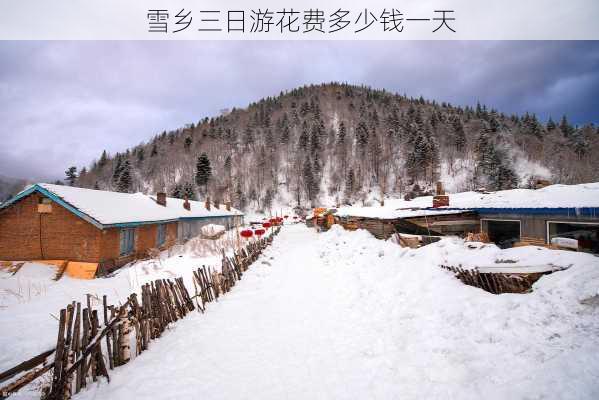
[{"left": 73, "top": 82, "right": 598, "bottom": 212}]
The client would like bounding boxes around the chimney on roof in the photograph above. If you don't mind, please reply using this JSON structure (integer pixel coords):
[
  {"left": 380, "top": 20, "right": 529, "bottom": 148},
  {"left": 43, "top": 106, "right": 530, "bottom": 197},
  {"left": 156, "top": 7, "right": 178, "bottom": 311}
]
[
  {"left": 183, "top": 195, "right": 191, "bottom": 211},
  {"left": 214, "top": 198, "right": 220, "bottom": 209},
  {"left": 157, "top": 192, "right": 167, "bottom": 207},
  {"left": 436, "top": 181, "right": 445, "bottom": 196},
  {"left": 205, "top": 196, "right": 211, "bottom": 211},
  {"left": 432, "top": 195, "right": 449, "bottom": 208},
  {"left": 534, "top": 179, "right": 551, "bottom": 190},
  {"left": 226, "top": 201, "right": 231, "bottom": 211}
]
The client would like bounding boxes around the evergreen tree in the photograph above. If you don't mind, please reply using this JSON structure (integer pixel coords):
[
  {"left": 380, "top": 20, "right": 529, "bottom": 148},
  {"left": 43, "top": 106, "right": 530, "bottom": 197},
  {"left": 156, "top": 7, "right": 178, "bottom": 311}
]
[
  {"left": 560, "top": 115, "right": 572, "bottom": 136},
  {"left": 476, "top": 131, "right": 495, "bottom": 177},
  {"left": 64, "top": 166, "right": 78, "bottom": 186},
  {"left": 310, "top": 123, "right": 321, "bottom": 153},
  {"left": 112, "top": 155, "right": 123, "bottom": 186},
  {"left": 136, "top": 148, "right": 145, "bottom": 164},
  {"left": 546, "top": 117, "right": 556, "bottom": 131},
  {"left": 302, "top": 158, "right": 316, "bottom": 201},
  {"left": 116, "top": 160, "right": 132, "bottom": 193},
  {"left": 526, "top": 114, "right": 543, "bottom": 138},
  {"left": 172, "top": 182, "right": 196, "bottom": 200},
  {"left": 571, "top": 130, "right": 588, "bottom": 158},
  {"left": 263, "top": 188, "right": 274, "bottom": 211},
  {"left": 225, "top": 128, "right": 237, "bottom": 146},
  {"left": 183, "top": 182, "right": 196, "bottom": 200},
  {"left": 184, "top": 136, "right": 192, "bottom": 151},
  {"left": 243, "top": 126, "right": 254, "bottom": 147},
  {"left": 195, "top": 153, "right": 212, "bottom": 192},
  {"left": 345, "top": 168, "right": 355, "bottom": 199},
  {"left": 171, "top": 183, "right": 184, "bottom": 199},
  {"left": 280, "top": 114, "right": 290, "bottom": 145},
  {"left": 337, "top": 121, "right": 346, "bottom": 145},
  {"left": 476, "top": 132, "right": 518, "bottom": 190},
  {"left": 249, "top": 187, "right": 258, "bottom": 207},
  {"left": 452, "top": 117, "right": 466, "bottom": 152},
  {"left": 356, "top": 120, "right": 369, "bottom": 150},
  {"left": 98, "top": 150, "right": 108, "bottom": 168},
  {"left": 235, "top": 180, "right": 247, "bottom": 209},
  {"left": 313, "top": 151, "right": 322, "bottom": 178},
  {"left": 298, "top": 122, "right": 309, "bottom": 152},
  {"left": 265, "top": 128, "right": 275, "bottom": 152},
  {"left": 489, "top": 115, "right": 500, "bottom": 133},
  {"left": 150, "top": 143, "right": 158, "bottom": 157},
  {"left": 494, "top": 155, "right": 518, "bottom": 190},
  {"left": 224, "top": 155, "right": 232, "bottom": 180}
]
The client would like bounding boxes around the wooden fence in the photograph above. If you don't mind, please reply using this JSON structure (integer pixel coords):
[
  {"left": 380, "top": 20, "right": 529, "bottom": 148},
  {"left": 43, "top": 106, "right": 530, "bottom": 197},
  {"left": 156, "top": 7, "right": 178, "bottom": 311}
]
[
  {"left": 0, "top": 227, "right": 281, "bottom": 400},
  {"left": 440, "top": 265, "right": 546, "bottom": 294}
]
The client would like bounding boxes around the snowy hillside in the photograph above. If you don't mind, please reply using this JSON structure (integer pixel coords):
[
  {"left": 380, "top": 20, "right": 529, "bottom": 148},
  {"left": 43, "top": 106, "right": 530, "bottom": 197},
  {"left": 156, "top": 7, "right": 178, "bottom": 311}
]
[{"left": 71, "top": 83, "right": 599, "bottom": 214}]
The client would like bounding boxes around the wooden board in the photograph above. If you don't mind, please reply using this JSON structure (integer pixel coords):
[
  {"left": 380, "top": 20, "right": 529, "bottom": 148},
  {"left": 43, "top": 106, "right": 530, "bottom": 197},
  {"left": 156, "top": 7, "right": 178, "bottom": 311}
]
[
  {"left": 65, "top": 262, "right": 99, "bottom": 280},
  {"left": 54, "top": 260, "right": 69, "bottom": 281}
]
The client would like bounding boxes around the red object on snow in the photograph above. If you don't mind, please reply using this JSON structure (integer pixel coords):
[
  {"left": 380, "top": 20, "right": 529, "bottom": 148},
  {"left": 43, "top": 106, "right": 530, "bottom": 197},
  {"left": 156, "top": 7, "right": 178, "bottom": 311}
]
[
  {"left": 269, "top": 218, "right": 277, "bottom": 225},
  {"left": 240, "top": 229, "right": 253, "bottom": 238},
  {"left": 255, "top": 228, "right": 265, "bottom": 236},
  {"left": 262, "top": 222, "right": 271, "bottom": 228}
]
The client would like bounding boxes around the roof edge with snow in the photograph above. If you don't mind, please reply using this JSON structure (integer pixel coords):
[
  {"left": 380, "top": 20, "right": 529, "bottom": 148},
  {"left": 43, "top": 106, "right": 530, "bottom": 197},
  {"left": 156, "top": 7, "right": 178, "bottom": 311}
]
[{"left": 0, "top": 184, "right": 243, "bottom": 229}]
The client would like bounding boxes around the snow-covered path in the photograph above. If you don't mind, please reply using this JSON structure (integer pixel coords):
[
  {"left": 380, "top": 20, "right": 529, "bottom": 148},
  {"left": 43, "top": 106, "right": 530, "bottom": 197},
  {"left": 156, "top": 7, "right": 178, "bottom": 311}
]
[{"left": 78, "top": 224, "right": 599, "bottom": 400}]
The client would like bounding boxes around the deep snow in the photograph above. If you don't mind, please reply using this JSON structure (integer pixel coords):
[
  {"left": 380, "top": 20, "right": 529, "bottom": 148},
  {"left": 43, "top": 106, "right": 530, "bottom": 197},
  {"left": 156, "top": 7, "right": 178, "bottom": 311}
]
[
  {"left": 54, "top": 224, "right": 599, "bottom": 400},
  {"left": 0, "top": 229, "right": 246, "bottom": 372}
]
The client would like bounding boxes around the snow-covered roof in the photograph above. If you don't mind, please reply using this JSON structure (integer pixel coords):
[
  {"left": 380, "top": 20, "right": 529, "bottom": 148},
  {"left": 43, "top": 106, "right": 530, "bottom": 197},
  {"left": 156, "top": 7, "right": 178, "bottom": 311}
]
[
  {"left": 154, "top": 196, "right": 243, "bottom": 219},
  {"left": 397, "top": 182, "right": 599, "bottom": 210},
  {"left": 336, "top": 182, "right": 599, "bottom": 220},
  {"left": 1, "top": 183, "right": 243, "bottom": 228}
]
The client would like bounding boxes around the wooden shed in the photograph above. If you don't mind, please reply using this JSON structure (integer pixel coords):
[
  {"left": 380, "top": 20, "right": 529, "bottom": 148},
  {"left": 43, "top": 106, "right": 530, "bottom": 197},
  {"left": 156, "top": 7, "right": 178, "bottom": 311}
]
[{"left": 336, "top": 209, "right": 479, "bottom": 240}]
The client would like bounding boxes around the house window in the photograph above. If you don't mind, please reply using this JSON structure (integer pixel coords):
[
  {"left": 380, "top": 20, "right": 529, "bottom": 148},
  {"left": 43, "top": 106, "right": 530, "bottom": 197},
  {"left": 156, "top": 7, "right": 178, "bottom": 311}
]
[
  {"left": 547, "top": 221, "right": 599, "bottom": 254},
  {"left": 157, "top": 224, "right": 166, "bottom": 247},
  {"left": 120, "top": 228, "right": 135, "bottom": 256}
]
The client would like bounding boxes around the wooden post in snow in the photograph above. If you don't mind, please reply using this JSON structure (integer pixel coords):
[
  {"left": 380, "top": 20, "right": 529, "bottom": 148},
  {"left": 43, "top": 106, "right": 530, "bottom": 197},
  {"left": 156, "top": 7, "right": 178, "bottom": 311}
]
[{"left": 117, "top": 307, "right": 131, "bottom": 365}]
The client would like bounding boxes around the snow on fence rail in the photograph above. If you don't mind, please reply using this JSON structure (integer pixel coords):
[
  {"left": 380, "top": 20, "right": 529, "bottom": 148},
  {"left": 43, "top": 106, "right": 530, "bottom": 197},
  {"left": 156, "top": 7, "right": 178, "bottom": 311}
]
[
  {"left": 440, "top": 265, "right": 548, "bottom": 294},
  {"left": 0, "top": 227, "right": 281, "bottom": 400}
]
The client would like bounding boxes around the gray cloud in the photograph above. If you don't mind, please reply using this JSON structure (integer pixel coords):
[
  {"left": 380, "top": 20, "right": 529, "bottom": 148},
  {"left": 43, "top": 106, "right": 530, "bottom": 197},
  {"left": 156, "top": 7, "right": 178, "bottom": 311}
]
[{"left": 0, "top": 41, "right": 598, "bottom": 180}]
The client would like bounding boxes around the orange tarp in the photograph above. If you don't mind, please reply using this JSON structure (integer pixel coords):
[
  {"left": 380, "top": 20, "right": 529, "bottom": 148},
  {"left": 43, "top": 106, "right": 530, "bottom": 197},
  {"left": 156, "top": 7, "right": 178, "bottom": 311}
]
[
  {"left": 32, "top": 259, "right": 98, "bottom": 279},
  {"left": 65, "top": 262, "right": 98, "bottom": 279}
]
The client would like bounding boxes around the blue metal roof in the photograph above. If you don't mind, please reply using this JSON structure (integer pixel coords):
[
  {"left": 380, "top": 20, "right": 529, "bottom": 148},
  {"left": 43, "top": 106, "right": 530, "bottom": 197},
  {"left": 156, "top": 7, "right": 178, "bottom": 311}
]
[{"left": 423, "top": 206, "right": 599, "bottom": 218}]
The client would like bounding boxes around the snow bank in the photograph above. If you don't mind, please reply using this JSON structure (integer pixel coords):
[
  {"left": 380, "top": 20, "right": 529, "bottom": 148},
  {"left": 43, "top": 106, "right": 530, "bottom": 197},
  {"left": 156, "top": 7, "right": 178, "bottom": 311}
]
[
  {"left": 75, "top": 224, "right": 599, "bottom": 400},
  {"left": 0, "top": 233, "right": 239, "bottom": 372},
  {"left": 0, "top": 263, "right": 133, "bottom": 371},
  {"left": 201, "top": 224, "right": 225, "bottom": 237},
  {"left": 400, "top": 235, "right": 598, "bottom": 273}
]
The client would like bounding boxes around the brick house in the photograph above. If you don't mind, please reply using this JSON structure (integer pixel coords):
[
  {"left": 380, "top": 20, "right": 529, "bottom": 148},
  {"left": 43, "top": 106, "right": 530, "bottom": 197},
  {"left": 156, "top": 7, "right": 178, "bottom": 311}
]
[{"left": 0, "top": 184, "right": 244, "bottom": 274}]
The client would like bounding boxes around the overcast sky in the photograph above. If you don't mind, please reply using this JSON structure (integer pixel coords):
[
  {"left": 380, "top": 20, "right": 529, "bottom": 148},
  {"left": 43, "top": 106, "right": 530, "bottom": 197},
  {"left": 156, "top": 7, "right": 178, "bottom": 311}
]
[{"left": 0, "top": 41, "right": 598, "bottom": 181}]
